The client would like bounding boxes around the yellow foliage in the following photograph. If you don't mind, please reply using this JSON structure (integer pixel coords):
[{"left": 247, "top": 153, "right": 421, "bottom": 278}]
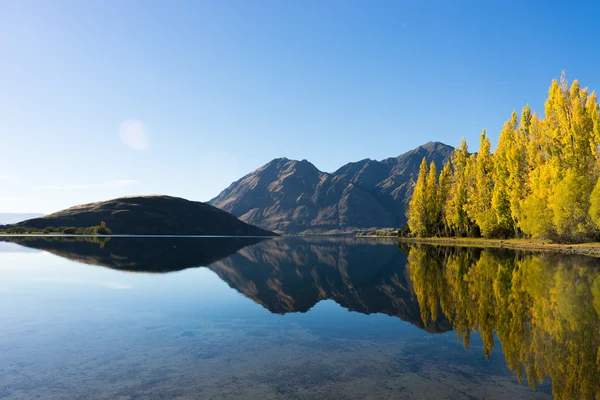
[{"left": 407, "top": 73, "right": 600, "bottom": 242}]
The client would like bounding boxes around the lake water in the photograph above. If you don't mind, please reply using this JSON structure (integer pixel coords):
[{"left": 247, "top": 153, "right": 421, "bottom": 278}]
[{"left": 0, "top": 236, "right": 598, "bottom": 399}]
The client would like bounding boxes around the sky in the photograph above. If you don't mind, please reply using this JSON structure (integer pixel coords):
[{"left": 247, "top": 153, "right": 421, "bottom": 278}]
[{"left": 1, "top": 0, "right": 600, "bottom": 213}]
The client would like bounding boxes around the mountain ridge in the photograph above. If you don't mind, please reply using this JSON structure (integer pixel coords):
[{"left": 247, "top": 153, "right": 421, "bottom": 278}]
[{"left": 210, "top": 141, "right": 455, "bottom": 234}]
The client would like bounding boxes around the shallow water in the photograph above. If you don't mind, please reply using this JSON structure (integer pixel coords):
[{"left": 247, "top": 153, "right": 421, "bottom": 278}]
[{"left": 0, "top": 236, "right": 598, "bottom": 399}]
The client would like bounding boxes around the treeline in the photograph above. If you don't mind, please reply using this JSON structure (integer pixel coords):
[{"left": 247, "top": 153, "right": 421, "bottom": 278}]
[
  {"left": 0, "top": 221, "right": 112, "bottom": 235},
  {"left": 408, "top": 74, "right": 600, "bottom": 243},
  {"left": 356, "top": 230, "right": 397, "bottom": 237}
]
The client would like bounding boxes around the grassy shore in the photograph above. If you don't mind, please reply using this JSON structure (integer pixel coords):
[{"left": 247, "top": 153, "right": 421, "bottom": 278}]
[{"left": 398, "top": 236, "right": 600, "bottom": 257}]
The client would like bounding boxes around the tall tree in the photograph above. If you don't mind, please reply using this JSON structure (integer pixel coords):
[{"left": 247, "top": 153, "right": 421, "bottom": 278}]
[
  {"left": 467, "top": 130, "right": 496, "bottom": 237},
  {"left": 425, "top": 161, "right": 439, "bottom": 235},
  {"left": 446, "top": 139, "right": 471, "bottom": 236},
  {"left": 492, "top": 113, "right": 517, "bottom": 235},
  {"left": 408, "top": 157, "right": 429, "bottom": 237},
  {"left": 438, "top": 162, "right": 452, "bottom": 236},
  {"left": 507, "top": 105, "right": 531, "bottom": 231}
]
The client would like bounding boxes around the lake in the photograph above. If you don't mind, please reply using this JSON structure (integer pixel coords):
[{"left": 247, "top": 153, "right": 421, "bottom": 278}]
[{"left": 0, "top": 236, "right": 598, "bottom": 399}]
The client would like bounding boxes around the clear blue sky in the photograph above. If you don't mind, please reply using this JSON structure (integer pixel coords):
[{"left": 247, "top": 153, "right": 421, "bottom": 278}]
[{"left": 1, "top": 0, "right": 599, "bottom": 213}]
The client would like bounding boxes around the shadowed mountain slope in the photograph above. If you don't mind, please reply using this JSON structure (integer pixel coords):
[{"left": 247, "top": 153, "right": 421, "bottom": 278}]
[{"left": 209, "top": 142, "right": 454, "bottom": 234}]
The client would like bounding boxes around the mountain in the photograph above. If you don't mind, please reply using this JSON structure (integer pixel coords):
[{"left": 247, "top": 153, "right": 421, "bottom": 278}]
[
  {"left": 8, "top": 195, "right": 275, "bottom": 236},
  {"left": 209, "top": 142, "right": 454, "bottom": 234},
  {"left": 0, "top": 213, "right": 44, "bottom": 225}
]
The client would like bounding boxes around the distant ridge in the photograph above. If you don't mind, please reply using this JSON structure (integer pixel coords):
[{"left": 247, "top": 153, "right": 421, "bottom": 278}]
[
  {"left": 9, "top": 195, "right": 275, "bottom": 236},
  {"left": 209, "top": 142, "right": 455, "bottom": 234}
]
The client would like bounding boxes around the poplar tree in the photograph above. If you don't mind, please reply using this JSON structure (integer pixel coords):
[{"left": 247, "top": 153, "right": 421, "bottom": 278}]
[
  {"left": 492, "top": 114, "right": 517, "bottom": 235},
  {"left": 446, "top": 139, "right": 470, "bottom": 236},
  {"left": 408, "top": 157, "right": 429, "bottom": 237},
  {"left": 508, "top": 105, "right": 531, "bottom": 230},
  {"left": 467, "top": 130, "right": 496, "bottom": 237},
  {"left": 438, "top": 162, "right": 452, "bottom": 236},
  {"left": 425, "top": 161, "right": 439, "bottom": 235}
]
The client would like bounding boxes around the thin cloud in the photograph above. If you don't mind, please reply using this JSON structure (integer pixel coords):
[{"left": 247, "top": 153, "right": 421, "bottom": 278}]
[
  {"left": 0, "top": 176, "right": 8, "bottom": 180},
  {"left": 38, "top": 180, "right": 138, "bottom": 190},
  {"left": 119, "top": 120, "right": 150, "bottom": 150}
]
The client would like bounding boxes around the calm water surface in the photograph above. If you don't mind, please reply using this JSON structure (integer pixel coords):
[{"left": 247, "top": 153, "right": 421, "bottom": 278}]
[{"left": 0, "top": 236, "right": 598, "bottom": 399}]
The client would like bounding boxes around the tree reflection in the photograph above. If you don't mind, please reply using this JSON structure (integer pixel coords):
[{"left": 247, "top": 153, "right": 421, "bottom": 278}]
[{"left": 407, "top": 245, "right": 600, "bottom": 399}]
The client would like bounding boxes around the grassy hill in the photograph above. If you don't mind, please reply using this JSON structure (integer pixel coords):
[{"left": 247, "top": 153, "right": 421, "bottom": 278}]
[{"left": 8, "top": 195, "right": 275, "bottom": 236}]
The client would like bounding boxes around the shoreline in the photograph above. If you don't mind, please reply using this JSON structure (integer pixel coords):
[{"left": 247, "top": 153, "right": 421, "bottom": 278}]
[{"left": 398, "top": 237, "right": 600, "bottom": 257}]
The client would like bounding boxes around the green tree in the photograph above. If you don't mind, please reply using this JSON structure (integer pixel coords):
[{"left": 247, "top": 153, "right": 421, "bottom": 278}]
[{"left": 96, "top": 221, "right": 112, "bottom": 235}]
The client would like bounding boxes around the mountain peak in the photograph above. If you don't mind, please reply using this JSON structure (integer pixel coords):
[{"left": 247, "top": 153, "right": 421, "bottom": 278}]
[{"left": 418, "top": 141, "right": 453, "bottom": 152}]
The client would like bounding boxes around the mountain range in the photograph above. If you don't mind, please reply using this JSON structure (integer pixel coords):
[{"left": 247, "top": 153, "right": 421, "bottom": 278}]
[{"left": 209, "top": 141, "right": 454, "bottom": 234}]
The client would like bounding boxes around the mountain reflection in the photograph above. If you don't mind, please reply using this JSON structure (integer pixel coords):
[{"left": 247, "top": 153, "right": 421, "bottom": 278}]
[
  {"left": 0, "top": 236, "right": 449, "bottom": 332},
  {"left": 207, "top": 238, "right": 450, "bottom": 332},
  {"left": 406, "top": 245, "right": 600, "bottom": 400}
]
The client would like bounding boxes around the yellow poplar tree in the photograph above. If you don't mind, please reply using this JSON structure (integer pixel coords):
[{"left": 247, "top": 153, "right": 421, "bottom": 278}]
[
  {"left": 507, "top": 105, "right": 532, "bottom": 230},
  {"left": 466, "top": 130, "right": 496, "bottom": 237},
  {"left": 408, "top": 157, "right": 429, "bottom": 237},
  {"left": 446, "top": 139, "right": 471, "bottom": 236},
  {"left": 438, "top": 162, "right": 452, "bottom": 236},
  {"left": 425, "top": 161, "right": 439, "bottom": 235},
  {"left": 492, "top": 112, "right": 517, "bottom": 235}
]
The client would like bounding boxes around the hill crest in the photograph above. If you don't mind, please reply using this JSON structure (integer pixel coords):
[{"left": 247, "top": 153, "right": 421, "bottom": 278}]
[{"left": 11, "top": 195, "right": 275, "bottom": 236}]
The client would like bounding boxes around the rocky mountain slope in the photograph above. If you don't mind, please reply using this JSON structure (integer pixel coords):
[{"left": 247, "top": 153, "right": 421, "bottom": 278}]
[
  {"left": 209, "top": 142, "right": 454, "bottom": 234},
  {"left": 8, "top": 195, "right": 275, "bottom": 236}
]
